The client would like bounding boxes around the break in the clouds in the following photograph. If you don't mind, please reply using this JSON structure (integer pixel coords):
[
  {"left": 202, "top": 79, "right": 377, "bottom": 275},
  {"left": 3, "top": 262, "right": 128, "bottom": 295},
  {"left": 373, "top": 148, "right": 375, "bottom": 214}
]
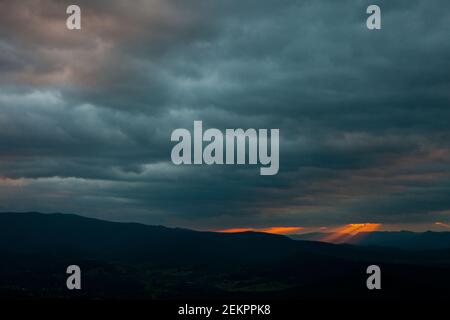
[{"left": 0, "top": 0, "right": 449, "bottom": 230}]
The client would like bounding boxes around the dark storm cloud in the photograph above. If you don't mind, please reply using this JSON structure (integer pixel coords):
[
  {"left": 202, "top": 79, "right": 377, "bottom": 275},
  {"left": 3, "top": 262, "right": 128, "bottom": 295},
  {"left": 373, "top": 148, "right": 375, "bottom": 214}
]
[{"left": 0, "top": 0, "right": 449, "bottom": 229}]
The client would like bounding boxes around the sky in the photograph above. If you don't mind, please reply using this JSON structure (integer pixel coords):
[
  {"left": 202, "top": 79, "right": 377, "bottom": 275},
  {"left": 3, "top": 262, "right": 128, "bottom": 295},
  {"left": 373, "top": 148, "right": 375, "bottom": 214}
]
[{"left": 0, "top": 0, "right": 449, "bottom": 232}]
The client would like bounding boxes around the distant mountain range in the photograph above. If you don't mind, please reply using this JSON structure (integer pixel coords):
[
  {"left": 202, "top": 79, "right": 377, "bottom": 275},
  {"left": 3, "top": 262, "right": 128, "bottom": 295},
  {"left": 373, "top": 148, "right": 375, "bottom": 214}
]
[
  {"left": 1, "top": 212, "right": 449, "bottom": 300},
  {"left": 288, "top": 231, "right": 450, "bottom": 250}
]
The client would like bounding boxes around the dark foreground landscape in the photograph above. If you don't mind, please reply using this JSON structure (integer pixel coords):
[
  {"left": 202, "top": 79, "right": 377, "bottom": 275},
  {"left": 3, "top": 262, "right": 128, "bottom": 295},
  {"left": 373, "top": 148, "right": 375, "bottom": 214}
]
[{"left": 1, "top": 212, "right": 449, "bottom": 300}]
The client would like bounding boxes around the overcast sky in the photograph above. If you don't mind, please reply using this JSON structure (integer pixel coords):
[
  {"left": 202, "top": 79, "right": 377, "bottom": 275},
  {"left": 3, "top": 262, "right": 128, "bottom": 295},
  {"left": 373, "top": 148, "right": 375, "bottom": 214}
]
[{"left": 0, "top": 0, "right": 449, "bottom": 231}]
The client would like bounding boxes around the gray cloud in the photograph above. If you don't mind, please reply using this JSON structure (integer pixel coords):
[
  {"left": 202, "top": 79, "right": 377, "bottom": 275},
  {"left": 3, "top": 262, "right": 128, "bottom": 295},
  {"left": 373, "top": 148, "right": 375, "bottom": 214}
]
[{"left": 0, "top": 0, "right": 449, "bottom": 229}]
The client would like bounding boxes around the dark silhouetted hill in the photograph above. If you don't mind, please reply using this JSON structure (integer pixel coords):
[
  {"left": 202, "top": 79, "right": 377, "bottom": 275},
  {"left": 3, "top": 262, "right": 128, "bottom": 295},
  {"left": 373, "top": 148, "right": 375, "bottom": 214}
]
[
  {"left": 1, "top": 212, "right": 450, "bottom": 300},
  {"left": 289, "top": 231, "right": 450, "bottom": 250}
]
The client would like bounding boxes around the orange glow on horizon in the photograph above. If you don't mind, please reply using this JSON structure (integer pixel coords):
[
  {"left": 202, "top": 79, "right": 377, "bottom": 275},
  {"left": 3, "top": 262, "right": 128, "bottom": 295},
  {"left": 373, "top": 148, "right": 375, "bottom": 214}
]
[
  {"left": 217, "top": 226, "right": 304, "bottom": 235},
  {"left": 435, "top": 222, "right": 450, "bottom": 228},
  {"left": 262, "top": 227, "right": 304, "bottom": 234},
  {"left": 321, "top": 223, "right": 381, "bottom": 243}
]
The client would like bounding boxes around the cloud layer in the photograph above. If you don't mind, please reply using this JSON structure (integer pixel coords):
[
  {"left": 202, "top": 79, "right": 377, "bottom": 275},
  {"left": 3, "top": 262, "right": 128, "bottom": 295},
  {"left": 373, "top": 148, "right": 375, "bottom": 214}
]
[{"left": 1, "top": 0, "right": 449, "bottom": 229}]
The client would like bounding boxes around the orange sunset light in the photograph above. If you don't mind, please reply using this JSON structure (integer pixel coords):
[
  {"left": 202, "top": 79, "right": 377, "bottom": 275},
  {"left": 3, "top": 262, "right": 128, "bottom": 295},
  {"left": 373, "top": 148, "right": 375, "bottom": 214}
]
[
  {"left": 217, "top": 226, "right": 304, "bottom": 235},
  {"left": 435, "top": 222, "right": 450, "bottom": 228},
  {"left": 321, "top": 223, "right": 381, "bottom": 243}
]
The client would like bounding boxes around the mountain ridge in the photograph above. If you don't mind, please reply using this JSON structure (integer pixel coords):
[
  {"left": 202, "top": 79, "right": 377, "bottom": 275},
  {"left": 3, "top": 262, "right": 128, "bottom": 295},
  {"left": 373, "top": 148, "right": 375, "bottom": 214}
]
[
  {"left": 288, "top": 230, "right": 450, "bottom": 250},
  {"left": 1, "top": 212, "right": 450, "bottom": 299}
]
